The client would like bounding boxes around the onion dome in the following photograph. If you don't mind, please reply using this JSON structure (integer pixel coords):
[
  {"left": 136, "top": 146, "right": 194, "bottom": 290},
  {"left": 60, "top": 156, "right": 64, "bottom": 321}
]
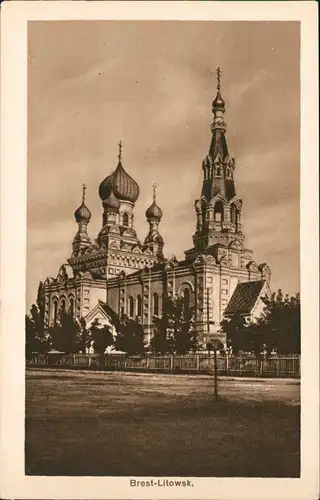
[
  {"left": 146, "top": 183, "right": 162, "bottom": 220},
  {"left": 74, "top": 185, "right": 91, "bottom": 223},
  {"left": 212, "top": 67, "right": 225, "bottom": 112},
  {"left": 212, "top": 90, "right": 225, "bottom": 111},
  {"left": 146, "top": 200, "right": 162, "bottom": 220},
  {"left": 103, "top": 189, "right": 120, "bottom": 212},
  {"left": 99, "top": 142, "right": 140, "bottom": 203}
]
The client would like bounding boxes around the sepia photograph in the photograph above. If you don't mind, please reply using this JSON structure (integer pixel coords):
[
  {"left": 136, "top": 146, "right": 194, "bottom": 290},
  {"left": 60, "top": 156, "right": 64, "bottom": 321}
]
[
  {"left": 26, "top": 19, "right": 301, "bottom": 477},
  {"left": 0, "top": 2, "right": 318, "bottom": 500}
]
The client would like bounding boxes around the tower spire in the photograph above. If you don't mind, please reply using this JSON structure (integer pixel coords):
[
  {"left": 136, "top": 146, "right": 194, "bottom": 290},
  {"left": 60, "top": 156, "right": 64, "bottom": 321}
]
[
  {"left": 210, "top": 66, "right": 227, "bottom": 141},
  {"left": 185, "top": 74, "right": 243, "bottom": 262},
  {"left": 212, "top": 66, "right": 225, "bottom": 115}
]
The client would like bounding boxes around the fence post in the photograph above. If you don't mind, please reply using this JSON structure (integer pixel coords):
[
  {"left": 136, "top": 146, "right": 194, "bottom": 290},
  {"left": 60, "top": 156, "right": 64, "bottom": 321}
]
[
  {"left": 213, "top": 349, "right": 218, "bottom": 399},
  {"left": 226, "top": 352, "right": 229, "bottom": 375},
  {"left": 73, "top": 354, "right": 76, "bottom": 367},
  {"left": 196, "top": 354, "right": 200, "bottom": 372},
  {"left": 88, "top": 355, "right": 91, "bottom": 368},
  {"left": 170, "top": 355, "right": 174, "bottom": 372},
  {"left": 260, "top": 357, "right": 264, "bottom": 377},
  {"left": 146, "top": 356, "right": 149, "bottom": 371}
]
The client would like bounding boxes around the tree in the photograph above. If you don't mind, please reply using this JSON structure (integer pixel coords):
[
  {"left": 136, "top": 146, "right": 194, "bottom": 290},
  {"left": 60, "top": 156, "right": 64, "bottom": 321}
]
[
  {"left": 221, "top": 312, "right": 248, "bottom": 354},
  {"left": 221, "top": 290, "right": 301, "bottom": 355},
  {"left": 48, "top": 310, "right": 80, "bottom": 353},
  {"left": 78, "top": 317, "right": 89, "bottom": 353},
  {"left": 89, "top": 318, "right": 114, "bottom": 369},
  {"left": 25, "top": 314, "right": 38, "bottom": 360},
  {"left": 151, "top": 314, "right": 173, "bottom": 354},
  {"left": 25, "top": 303, "right": 50, "bottom": 360},
  {"left": 260, "top": 290, "right": 300, "bottom": 354},
  {"left": 150, "top": 296, "right": 198, "bottom": 354},
  {"left": 36, "top": 281, "right": 45, "bottom": 340},
  {"left": 114, "top": 315, "right": 146, "bottom": 355}
]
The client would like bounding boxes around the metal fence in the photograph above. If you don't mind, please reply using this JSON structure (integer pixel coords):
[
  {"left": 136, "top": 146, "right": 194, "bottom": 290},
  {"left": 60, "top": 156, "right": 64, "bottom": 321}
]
[{"left": 27, "top": 352, "right": 300, "bottom": 377}]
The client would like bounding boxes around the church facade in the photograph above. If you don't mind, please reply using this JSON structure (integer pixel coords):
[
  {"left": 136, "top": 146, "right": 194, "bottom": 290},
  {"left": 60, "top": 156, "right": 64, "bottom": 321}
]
[{"left": 41, "top": 71, "right": 271, "bottom": 348}]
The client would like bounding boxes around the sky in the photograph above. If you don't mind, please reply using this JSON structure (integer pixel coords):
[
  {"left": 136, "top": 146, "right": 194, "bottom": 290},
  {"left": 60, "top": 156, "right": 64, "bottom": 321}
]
[{"left": 27, "top": 21, "right": 300, "bottom": 307}]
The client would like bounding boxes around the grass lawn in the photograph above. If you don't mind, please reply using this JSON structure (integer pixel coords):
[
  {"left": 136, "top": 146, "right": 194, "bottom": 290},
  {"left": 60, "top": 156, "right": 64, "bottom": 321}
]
[{"left": 25, "top": 368, "right": 300, "bottom": 477}]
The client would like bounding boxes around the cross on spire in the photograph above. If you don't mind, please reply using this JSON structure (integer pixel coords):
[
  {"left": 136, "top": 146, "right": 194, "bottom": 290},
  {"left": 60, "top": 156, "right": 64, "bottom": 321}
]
[
  {"left": 118, "top": 140, "right": 122, "bottom": 161},
  {"left": 82, "top": 183, "right": 86, "bottom": 203},
  {"left": 216, "top": 67, "right": 221, "bottom": 91},
  {"left": 152, "top": 182, "right": 157, "bottom": 201}
]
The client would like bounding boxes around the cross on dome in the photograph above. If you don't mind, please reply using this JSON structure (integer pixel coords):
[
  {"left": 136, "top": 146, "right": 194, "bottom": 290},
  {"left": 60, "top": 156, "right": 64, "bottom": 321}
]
[
  {"left": 152, "top": 182, "right": 157, "bottom": 201},
  {"left": 74, "top": 183, "right": 91, "bottom": 223},
  {"left": 82, "top": 183, "right": 87, "bottom": 203},
  {"left": 216, "top": 67, "right": 221, "bottom": 90},
  {"left": 118, "top": 140, "right": 123, "bottom": 161}
]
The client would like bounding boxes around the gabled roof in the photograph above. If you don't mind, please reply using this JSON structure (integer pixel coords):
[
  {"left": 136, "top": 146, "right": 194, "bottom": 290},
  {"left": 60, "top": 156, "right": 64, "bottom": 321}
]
[
  {"left": 99, "top": 301, "right": 121, "bottom": 328},
  {"left": 83, "top": 301, "right": 119, "bottom": 326},
  {"left": 224, "top": 280, "right": 266, "bottom": 316}
]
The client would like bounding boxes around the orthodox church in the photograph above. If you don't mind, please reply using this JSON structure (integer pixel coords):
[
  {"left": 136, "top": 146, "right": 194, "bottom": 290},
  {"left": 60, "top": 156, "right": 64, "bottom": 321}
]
[{"left": 40, "top": 70, "right": 271, "bottom": 348}]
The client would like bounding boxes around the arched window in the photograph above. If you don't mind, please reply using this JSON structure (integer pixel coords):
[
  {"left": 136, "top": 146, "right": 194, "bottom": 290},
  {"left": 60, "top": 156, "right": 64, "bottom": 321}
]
[
  {"left": 202, "top": 209, "right": 206, "bottom": 227},
  {"left": 53, "top": 300, "right": 58, "bottom": 323},
  {"left": 183, "top": 288, "right": 190, "bottom": 312},
  {"left": 69, "top": 297, "right": 75, "bottom": 317},
  {"left": 214, "top": 201, "right": 224, "bottom": 222},
  {"left": 122, "top": 213, "right": 129, "bottom": 227},
  {"left": 137, "top": 295, "right": 142, "bottom": 317},
  {"left": 231, "top": 204, "right": 237, "bottom": 224},
  {"left": 153, "top": 293, "right": 159, "bottom": 316},
  {"left": 226, "top": 167, "right": 230, "bottom": 178},
  {"left": 60, "top": 298, "right": 66, "bottom": 312},
  {"left": 231, "top": 205, "right": 240, "bottom": 231},
  {"left": 216, "top": 166, "right": 222, "bottom": 177},
  {"left": 129, "top": 296, "right": 134, "bottom": 318}
]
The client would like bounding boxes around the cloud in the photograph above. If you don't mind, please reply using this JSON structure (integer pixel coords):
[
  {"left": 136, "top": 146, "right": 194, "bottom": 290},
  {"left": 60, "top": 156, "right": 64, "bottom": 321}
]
[{"left": 27, "top": 21, "right": 300, "bottom": 306}]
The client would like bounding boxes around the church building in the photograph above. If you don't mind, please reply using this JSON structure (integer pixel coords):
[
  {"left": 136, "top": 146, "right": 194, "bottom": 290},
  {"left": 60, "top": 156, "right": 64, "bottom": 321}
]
[{"left": 40, "top": 70, "right": 271, "bottom": 348}]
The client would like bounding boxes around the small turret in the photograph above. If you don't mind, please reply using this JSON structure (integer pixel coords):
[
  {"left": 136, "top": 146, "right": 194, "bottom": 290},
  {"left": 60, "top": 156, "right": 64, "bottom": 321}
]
[
  {"left": 72, "top": 184, "right": 92, "bottom": 256},
  {"left": 144, "top": 183, "right": 164, "bottom": 260}
]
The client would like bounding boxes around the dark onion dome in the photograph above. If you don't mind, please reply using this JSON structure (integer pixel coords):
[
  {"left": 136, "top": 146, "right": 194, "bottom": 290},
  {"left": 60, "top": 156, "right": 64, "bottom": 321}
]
[
  {"left": 145, "top": 200, "right": 163, "bottom": 220},
  {"left": 74, "top": 202, "right": 91, "bottom": 223},
  {"left": 103, "top": 189, "right": 120, "bottom": 212},
  {"left": 99, "top": 161, "right": 140, "bottom": 203},
  {"left": 212, "top": 90, "right": 225, "bottom": 112}
]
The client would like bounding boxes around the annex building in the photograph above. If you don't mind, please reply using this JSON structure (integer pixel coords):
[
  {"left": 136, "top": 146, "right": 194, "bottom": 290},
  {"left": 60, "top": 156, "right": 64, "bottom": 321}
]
[{"left": 40, "top": 71, "right": 271, "bottom": 348}]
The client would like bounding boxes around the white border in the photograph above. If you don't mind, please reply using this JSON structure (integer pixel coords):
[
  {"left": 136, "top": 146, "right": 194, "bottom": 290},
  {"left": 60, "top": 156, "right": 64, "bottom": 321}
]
[{"left": 1, "top": 2, "right": 319, "bottom": 499}]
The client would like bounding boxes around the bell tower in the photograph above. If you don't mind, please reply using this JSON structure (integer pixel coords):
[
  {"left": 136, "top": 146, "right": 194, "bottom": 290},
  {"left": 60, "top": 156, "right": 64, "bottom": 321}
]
[{"left": 185, "top": 68, "right": 244, "bottom": 260}]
